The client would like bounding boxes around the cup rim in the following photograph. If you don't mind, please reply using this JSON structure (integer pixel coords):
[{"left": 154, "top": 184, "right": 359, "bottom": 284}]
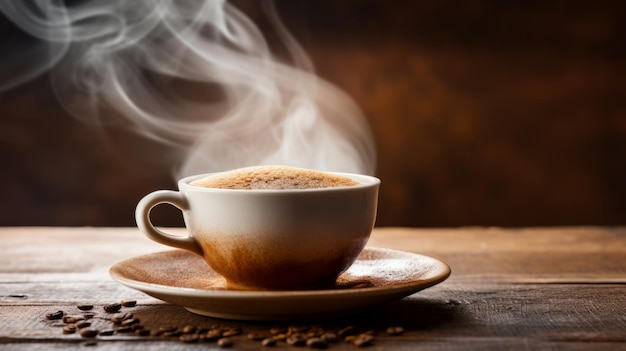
[{"left": 178, "top": 169, "right": 380, "bottom": 193}]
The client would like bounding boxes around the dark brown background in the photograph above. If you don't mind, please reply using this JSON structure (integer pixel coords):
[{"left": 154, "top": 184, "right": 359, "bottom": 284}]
[{"left": 1, "top": 0, "right": 625, "bottom": 227}]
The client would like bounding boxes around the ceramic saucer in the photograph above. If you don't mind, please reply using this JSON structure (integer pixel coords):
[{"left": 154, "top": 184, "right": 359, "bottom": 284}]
[{"left": 109, "top": 247, "right": 451, "bottom": 320}]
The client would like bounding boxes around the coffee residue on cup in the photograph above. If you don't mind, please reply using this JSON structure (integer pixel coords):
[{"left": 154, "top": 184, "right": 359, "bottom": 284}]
[{"left": 190, "top": 165, "right": 360, "bottom": 190}]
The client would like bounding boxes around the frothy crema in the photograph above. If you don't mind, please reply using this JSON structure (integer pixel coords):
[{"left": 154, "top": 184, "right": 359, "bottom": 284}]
[{"left": 190, "top": 165, "right": 360, "bottom": 190}]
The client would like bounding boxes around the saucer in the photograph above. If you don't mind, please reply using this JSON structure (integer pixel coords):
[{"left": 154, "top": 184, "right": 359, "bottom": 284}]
[{"left": 109, "top": 247, "right": 451, "bottom": 320}]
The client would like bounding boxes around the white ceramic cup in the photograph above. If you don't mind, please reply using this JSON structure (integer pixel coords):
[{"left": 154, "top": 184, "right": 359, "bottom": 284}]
[{"left": 135, "top": 170, "right": 380, "bottom": 290}]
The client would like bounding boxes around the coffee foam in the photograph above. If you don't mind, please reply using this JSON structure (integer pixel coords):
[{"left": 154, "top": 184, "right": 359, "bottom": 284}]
[{"left": 190, "top": 165, "right": 360, "bottom": 190}]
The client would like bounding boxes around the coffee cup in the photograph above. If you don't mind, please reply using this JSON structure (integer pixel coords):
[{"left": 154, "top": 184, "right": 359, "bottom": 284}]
[{"left": 135, "top": 166, "right": 380, "bottom": 290}]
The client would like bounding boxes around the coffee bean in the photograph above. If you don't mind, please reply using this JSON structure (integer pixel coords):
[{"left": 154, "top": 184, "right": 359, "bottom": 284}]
[
  {"left": 204, "top": 329, "right": 222, "bottom": 341},
  {"left": 321, "top": 332, "right": 339, "bottom": 343},
  {"left": 306, "top": 337, "right": 328, "bottom": 349},
  {"left": 217, "top": 337, "right": 233, "bottom": 347},
  {"left": 196, "top": 326, "right": 210, "bottom": 334},
  {"left": 352, "top": 334, "right": 374, "bottom": 347},
  {"left": 77, "top": 304, "right": 93, "bottom": 311},
  {"left": 337, "top": 326, "right": 355, "bottom": 337},
  {"left": 82, "top": 312, "right": 96, "bottom": 320},
  {"left": 308, "top": 327, "right": 325, "bottom": 336},
  {"left": 135, "top": 329, "right": 150, "bottom": 336},
  {"left": 75, "top": 320, "right": 92, "bottom": 329},
  {"left": 103, "top": 303, "right": 122, "bottom": 313},
  {"left": 111, "top": 313, "right": 132, "bottom": 324},
  {"left": 162, "top": 330, "right": 182, "bottom": 337},
  {"left": 63, "top": 315, "right": 85, "bottom": 324},
  {"left": 131, "top": 324, "right": 144, "bottom": 331},
  {"left": 286, "top": 333, "right": 307, "bottom": 346},
  {"left": 121, "top": 300, "right": 137, "bottom": 307},
  {"left": 182, "top": 324, "right": 197, "bottom": 334},
  {"left": 386, "top": 326, "right": 404, "bottom": 336},
  {"left": 99, "top": 329, "right": 115, "bottom": 336},
  {"left": 269, "top": 327, "right": 287, "bottom": 335},
  {"left": 288, "top": 326, "right": 308, "bottom": 334},
  {"left": 45, "top": 311, "right": 64, "bottom": 320},
  {"left": 79, "top": 328, "right": 99, "bottom": 338},
  {"left": 116, "top": 326, "right": 133, "bottom": 333},
  {"left": 158, "top": 325, "right": 178, "bottom": 332},
  {"left": 261, "top": 337, "right": 277, "bottom": 347},
  {"left": 82, "top": 341, "right": 98, "bottom": 347},
  {"left": 180, "top": 334, "right": 199, "bottom": 343},
  {"left": 120, "top": 318, "right": 140, "bottom": 327},
  {"left": 247, "top": 332, "right": 267, "bottom": 341},
  {"left": 344, "top": 335, "right": 357, "bottom": 343},
  {"left": 272, "top": 333, "right": 288, "bottom": 341},
  {"left": 221, "top": 328, "right": 241, "bottom": 337},
  {"left": 62, "top": 325, "right": 77, "bottom": 334}
]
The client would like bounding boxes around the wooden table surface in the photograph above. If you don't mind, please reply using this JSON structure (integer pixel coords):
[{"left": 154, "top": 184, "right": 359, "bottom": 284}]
[{"left": 1, "top": 226, "right": 625, "bottom": 350}]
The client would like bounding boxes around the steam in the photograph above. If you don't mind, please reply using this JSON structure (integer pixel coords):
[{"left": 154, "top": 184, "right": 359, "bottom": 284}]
[{"left": 0, "top": 0, "right": 376, "bottom": 176}]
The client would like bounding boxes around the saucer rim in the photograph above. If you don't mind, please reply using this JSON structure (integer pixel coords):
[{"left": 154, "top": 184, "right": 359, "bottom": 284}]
[{"left": 109, "top": 247, "right": 451, "bottom": 297}]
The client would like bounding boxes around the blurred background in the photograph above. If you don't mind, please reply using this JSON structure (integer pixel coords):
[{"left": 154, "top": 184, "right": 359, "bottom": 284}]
[{"left": 1, "top": 0, "right": 625, "bottom": 227}]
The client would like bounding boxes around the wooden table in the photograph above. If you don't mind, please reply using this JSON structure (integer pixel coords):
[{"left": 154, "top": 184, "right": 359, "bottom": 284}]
[{"left": 1, "top": 227, "right": 625, "bottom": 350}]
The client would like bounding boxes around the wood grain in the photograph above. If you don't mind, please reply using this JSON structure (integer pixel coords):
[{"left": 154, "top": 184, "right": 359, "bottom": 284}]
[{"left": 1, "top": 227, "right": 625, "bottom": 350}]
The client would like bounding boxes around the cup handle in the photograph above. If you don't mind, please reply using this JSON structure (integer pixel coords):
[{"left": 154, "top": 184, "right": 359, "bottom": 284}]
[{"left": 135, "top": 190, "right": 203, "bottom": 256}]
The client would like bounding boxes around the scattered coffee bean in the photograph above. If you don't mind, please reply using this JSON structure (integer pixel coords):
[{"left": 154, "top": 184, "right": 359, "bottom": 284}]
[
  {"left": 247, "top": 332, "right": 267, "bottom": 341},
  {"left": 62, "top": 325, "right": 77, "bottom": 334},
  {"left": 308, "top": 327, "right": 325, "bottom": 336},
  {"left": 337, "top": 326, "right": 355, "bottom": 337},
  {"left": 306, "top": 337, "right": 328, "bottom": 349},
  {"left": 135, "top": 329, "right": 151, "bottom": 336},
  {"left": 99, "top": 329, "right": 115, "bottom": 336},
  {"left": 386, "top": 326, "right": 404, "bottom": 336},
  {"left": 103, "top": 303, "right": 122, "bottom": 313},
  {"left": 321, "top": 332, "right": 338, "bottom": 343},
  {"left": 45, "top": 310, "right": 64, "bottom": 320},
  {"left": 217, "top": 337, "right": 233, "bottom": 347},
  {"left": 63, "top": 315, "right": 85, "bottom": 324},
  {"left": 82, "top": 341, "right": 98, "bottom": 347},
  {"left": 272, "top": 333, "right": 288, "bottom": 341},
  {"left": 261, "top": 337, "right": 277, "bottom": 347},
  {"left": 286, "top": 333, "right": 307, "bottom": 346},
  {"left": 121, "top": 300, "right": 137, "bottom": 307},
  {"left": 111, "top": 312, "right": 133, "bottom": 324},
  {"left": 204, "top": 329, "right": 223, "bottom": 341},
  {"left": 352, "top": 334, "right": 374, "bottom": 347},
  {"left": 196, "top": 326, "right": 210, "bottom": 334},
  {"left": 9, "top": 294, "right": 26, "bottom": 298},
  {"left": 116, "top": 326, "right": 133, "bottom": 333},
  {"left": 221, "top": 328, "right": 242, "bottom": 337},
  {"left": 344, "top": 335, "right": 357, "bottom": 343},
  {"left": 79, "top": 328, "right": 99, "bottom": 338},
  {"left": 120, "top": 318, "right": 140, "bottom": 327},
  {"left": 180, "top": 333, "right": 199, "bottom": 343},
  {"left": 131, "top": 324, "right": 144, "bottom": 331},
  {"left": 43, "top": 301, "right": 404, "bottom": 349},
  {"left": 75, "top": 320, "right": 92, "bottom": 329},
  {"left": 269, "top": 327, "right": 287, "bottom": 335},
  {"left": 162, "top": 330, "right": 182, "bottom": 337},
  {"left": 182, "top": 324, "right": 197, "bottom": 334},
  {"left": 288, "top": 326, "right": 308, "bottom": 334}
]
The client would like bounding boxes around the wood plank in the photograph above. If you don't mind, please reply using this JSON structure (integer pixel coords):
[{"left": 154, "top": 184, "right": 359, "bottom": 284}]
[
  {"left": 1, "top": 227, "right": 625, "bottom": 350},
  {"left": 2, "top": 227, "right": 625, "bottom": 277},
  {"left": 1, "top": 283, "right": 624, "bottom": 347}
]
